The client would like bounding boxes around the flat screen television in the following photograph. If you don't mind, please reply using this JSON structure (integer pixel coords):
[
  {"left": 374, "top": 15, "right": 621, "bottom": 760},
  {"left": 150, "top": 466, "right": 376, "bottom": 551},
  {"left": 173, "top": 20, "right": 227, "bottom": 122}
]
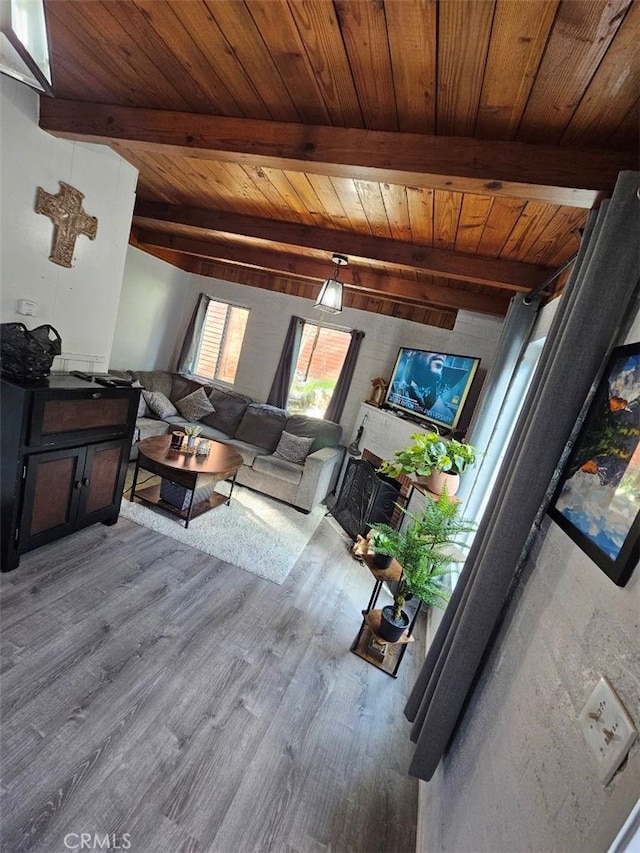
[{"left": 383, "top": 347, "right": 481, "bottom": 431}]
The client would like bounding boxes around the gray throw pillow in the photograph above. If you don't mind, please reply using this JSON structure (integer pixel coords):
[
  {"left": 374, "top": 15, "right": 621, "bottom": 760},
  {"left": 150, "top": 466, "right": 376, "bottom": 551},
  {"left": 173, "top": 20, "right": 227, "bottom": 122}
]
[
  {"left": 201, "top": 387, "right": 251, "bottom": 436},
  {"left": 273, "top": 431, "right": 314, "bottom": 464},
  {"left": 285, "top": 414, "right": 342, "bottom": 452},
  {"left": 235, "top": 403, "right": 287, "bottom": 451},
  {"left": 176, "top": 387, "right": 215, "bottom": 422},
  {"left": 142, "top": 390, "right": 178, "bottom": 419}
]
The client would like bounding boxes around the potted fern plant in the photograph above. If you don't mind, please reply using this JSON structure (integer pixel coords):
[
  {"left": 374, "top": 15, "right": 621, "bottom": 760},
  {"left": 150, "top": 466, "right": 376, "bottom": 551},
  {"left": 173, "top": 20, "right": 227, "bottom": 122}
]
[
  {"left": 371, "top": 491, "right": 476, "bottom": 642},
  {"left": 377, "top": 429, "right": 478, "bottom": 496}
]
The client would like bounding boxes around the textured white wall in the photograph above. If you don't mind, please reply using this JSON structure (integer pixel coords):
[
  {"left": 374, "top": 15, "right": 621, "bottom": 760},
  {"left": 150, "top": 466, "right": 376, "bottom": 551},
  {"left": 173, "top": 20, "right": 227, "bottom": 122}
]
[
  {"left": 418, "top": 312, "right": 640, "bottom": 853},
  {"left": 110, "top": 247, "right": 190, "bottom": 371},
  {"left": 0, "top": 77, "right": 138, "bottom": 371},
  {"left": 174, "top": 272, "right": 504, "bottom": 435}
]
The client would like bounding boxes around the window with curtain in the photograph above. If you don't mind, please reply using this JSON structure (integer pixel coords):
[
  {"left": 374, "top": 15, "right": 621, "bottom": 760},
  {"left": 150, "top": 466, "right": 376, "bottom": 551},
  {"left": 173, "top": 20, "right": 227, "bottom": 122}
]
[
  {"left": 455, "top": 337, "right": 545, "bottom": 567},
  {"left": 192, "top": 299, "right": 249, "bottom": 383},
  {"left": 288, "top": 322, "right": 351, "bottom": 417}
]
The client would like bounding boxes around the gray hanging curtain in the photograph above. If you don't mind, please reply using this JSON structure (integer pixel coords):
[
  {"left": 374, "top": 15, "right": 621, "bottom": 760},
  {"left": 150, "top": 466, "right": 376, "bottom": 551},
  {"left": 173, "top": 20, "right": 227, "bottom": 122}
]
[
  {"left": 404, "top": 171, "right": 640, "bottom": 782},
  {"left": 455, "top": 293, "right": 541, "bottom": 510},
  {"left": 324, "top": 329, "right": 365, "bottom": 423},
  {"left": 267, "top": 315, "right": 304, "bottom": 408},
  {"left": 176, "top": 292, "right": 211, "bottom": 375}
]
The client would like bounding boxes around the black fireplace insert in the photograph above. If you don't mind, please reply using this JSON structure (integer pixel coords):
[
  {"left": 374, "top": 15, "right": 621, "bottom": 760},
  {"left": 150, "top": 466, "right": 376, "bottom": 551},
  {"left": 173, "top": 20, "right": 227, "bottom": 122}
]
[{"left": 330, "top": 457, "right": 402, "bottom": 540}]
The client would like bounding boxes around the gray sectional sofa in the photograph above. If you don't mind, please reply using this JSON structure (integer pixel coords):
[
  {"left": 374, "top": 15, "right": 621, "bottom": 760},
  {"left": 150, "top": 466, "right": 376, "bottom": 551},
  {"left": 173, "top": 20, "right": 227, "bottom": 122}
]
[{"left": 116, "top": 370, "right": 344, "bottom": 513}]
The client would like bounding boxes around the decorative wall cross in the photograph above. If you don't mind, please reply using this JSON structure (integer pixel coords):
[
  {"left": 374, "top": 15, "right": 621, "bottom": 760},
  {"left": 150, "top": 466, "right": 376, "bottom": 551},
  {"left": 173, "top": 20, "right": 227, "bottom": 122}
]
[{"left": 35, "top": 181, "right": 98, "bottom": 268}]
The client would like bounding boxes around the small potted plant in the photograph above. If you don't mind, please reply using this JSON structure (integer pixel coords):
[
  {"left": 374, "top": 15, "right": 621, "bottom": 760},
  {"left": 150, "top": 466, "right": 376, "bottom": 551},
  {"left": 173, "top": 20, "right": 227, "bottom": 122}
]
[
  {"left": 377, "top": 430, "right": 478, "bottom": 496},
  {"left": 183, "top": 423, "right": 203, "bottom": 448},
  {"left": 371, "top": 491, "right": 476, "bottom": 642},
  {"left": 368, "top": 528, "right": 395, "bottom": 569}
]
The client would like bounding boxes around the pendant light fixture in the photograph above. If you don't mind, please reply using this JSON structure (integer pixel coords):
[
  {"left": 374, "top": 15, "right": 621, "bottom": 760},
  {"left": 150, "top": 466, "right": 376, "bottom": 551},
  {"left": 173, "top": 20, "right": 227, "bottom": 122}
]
[
  {"left": 303, "top": 254, "right": 347, "bottom": 382},
  {"left": 314, "top": 254, "right": 347, "bottom": 314}
]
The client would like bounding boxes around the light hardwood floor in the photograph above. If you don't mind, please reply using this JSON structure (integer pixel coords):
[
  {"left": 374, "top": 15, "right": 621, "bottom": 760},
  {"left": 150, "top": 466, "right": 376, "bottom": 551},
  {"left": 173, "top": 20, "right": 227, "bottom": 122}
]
[{"left": 1, "top": 502, "right": 424, "bottom": 853}]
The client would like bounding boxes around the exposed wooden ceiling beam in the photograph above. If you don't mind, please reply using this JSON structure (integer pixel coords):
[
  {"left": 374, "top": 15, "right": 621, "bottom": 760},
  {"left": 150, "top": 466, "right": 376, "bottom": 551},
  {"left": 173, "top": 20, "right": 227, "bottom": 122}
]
[
  {"left": 138, "top": 239, "right": 458, "bottom": 329},
  {"left": 132, "top": 202, "right": 544, "bottom": 291},
  {"left": 179, "top": 255, "right": 459, "bottom": 330},
  {"left": 40, "top": 100, "right": 634, "bottom": 208},
  {"left": 134, "top": 229, "right": 511, "bottom": 317}
]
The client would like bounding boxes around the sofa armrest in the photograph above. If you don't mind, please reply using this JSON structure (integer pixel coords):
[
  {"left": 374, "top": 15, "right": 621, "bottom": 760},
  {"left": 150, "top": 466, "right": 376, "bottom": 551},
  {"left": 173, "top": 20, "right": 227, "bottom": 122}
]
[{"left": 295, "top": 445, "right": 345, "bottom": 512}]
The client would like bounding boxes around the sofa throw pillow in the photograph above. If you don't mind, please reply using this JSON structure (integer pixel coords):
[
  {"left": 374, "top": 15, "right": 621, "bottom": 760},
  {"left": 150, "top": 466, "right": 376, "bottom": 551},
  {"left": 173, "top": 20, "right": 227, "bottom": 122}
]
[
  {"left": 135, "top": 371, "right": 173, "bottom": 399},
  {"left": 171, "top": 374, "right": 208, "bottom": 403},
  {"left": 142, "top": 390, "right": 178, "bottom": 419},
  {"left": 175, "top": 387, "right": 215, "bottom": 422},
  {"left": 273, "top": 431, "right": 314, "bottom": 465},
  {"left": 235, "top": 403, "right": 288, "bottom": 451},
  {"left": 285, "top": 414, "right": 342, "bottom": 452},
  {"left": 201, "top": 387, "right": 252, "bottom": 436}
]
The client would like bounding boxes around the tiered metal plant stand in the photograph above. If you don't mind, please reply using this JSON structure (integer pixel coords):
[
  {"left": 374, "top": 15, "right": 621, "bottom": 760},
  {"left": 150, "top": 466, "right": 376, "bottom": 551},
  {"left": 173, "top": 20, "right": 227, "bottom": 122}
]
[{"left": 350, "top": 551, "right": 421, "bottom": 678}]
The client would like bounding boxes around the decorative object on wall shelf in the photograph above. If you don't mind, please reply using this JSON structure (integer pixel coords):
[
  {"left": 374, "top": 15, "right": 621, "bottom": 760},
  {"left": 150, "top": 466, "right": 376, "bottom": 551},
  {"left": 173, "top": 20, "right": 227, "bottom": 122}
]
[
  {"left": 377, "top": 429, "right": 478, "bottom": 496},
  {"left": 35, "top": 181, "right": 98, "bottom": 267},
  {"left": 548, "top": 341, "right": 639, "bottom": 587},
  {"left": 366, "top": 376, "right": 388, "bottom": 407}
]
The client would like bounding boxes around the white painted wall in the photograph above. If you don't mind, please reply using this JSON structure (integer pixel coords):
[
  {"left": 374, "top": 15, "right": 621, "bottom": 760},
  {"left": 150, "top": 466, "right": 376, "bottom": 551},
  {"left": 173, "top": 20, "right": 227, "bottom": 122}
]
[
  {"left": 110, "top": 246, "right": 190, "bottom": 371},
  {"left": 0, "top": 76, "right": 138, "bottom": 372},
  {"left": 172, "top": 272, "right": 503, "bottom": 435},
  {"left": 418, "top": 310, "right": 640, "bottom": 853}
]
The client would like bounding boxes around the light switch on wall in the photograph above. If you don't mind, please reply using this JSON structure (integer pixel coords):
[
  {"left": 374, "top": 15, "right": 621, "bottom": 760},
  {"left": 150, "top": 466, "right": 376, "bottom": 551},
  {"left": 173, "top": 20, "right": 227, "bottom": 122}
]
[
  {"left": 578, "top": 676, "right": 637, "bottom": 785},
  {"left": 16, "top": 299, "right": 37, "bottom": 316}
]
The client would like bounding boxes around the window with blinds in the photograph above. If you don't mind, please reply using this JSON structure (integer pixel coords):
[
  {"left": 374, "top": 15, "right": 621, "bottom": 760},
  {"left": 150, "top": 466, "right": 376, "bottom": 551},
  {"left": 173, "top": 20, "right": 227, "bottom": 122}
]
[
  {"left": 288, "top": 323, "right": 351, "bottom": 417},
  {"left": 194, "top": 300, "right": 249, "bottom": 384}
]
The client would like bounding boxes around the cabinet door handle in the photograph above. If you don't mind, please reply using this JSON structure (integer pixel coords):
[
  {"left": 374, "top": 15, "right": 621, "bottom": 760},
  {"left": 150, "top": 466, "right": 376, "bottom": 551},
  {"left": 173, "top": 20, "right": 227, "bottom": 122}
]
[
  {"left": 82, "top": 477, "right": 90, "bottom": 487},
  {"left": 92, "top": 392, "right": 102, "bottom": 399},
  {"left": 74, "top": 480, "right": 82, "bottom": 489}
]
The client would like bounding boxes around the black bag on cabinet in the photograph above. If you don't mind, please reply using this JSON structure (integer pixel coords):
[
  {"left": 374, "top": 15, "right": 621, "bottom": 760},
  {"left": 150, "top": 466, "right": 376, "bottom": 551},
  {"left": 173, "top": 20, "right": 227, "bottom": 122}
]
[{"left": 0, "top": 322, "right": 62, "bottom": 381}]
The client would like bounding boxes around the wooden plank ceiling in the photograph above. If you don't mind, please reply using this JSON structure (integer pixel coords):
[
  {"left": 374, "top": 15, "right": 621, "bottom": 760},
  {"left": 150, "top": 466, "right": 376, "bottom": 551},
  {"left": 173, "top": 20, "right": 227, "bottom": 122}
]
[{"left": 40, "top": 0, "right": 639, "bottom": 329}]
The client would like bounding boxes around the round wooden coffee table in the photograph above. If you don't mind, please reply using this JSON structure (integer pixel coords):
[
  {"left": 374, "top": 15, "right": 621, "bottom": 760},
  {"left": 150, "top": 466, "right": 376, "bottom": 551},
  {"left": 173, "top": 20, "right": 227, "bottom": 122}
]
[{"left": 130, "top": 434, "right": 243, "bottom": 527}]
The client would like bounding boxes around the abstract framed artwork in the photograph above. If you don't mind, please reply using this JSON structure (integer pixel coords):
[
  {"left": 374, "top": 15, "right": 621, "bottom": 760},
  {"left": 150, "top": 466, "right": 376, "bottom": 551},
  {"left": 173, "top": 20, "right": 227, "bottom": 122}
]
[{"left": 548, "top": 341, "right": 639, "bottom": 586}]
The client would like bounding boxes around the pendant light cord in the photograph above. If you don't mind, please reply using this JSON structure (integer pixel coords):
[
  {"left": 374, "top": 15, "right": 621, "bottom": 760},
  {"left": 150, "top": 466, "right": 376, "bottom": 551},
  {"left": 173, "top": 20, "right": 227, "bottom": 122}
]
[{"left": 303, "top": 313, "right": 324, "bottom": 382}]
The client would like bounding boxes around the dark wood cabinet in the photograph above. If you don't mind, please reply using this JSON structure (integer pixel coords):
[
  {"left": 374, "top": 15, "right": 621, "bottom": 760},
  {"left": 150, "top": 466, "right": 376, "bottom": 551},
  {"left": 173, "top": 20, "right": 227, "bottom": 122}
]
[{"left": 1, "top": 375, "right": 139, "bottom": 571}]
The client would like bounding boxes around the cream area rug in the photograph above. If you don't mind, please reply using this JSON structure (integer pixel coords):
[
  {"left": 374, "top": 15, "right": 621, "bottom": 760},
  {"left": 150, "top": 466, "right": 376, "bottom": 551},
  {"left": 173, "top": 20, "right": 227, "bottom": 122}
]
[{"left": 119, "top": 477, "right": 325, "bottom": 585}]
